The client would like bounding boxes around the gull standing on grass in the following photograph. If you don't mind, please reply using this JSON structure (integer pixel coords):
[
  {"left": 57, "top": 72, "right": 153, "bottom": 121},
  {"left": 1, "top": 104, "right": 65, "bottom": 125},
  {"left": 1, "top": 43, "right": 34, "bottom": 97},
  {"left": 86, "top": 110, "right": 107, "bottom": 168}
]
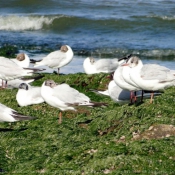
[
  {"left": 114, "top": 63, "right": 141, "bottom": 104},
  {"left": 123, "top": 56, "right": 175, "bottom": 103},
  {"left": 11, "top": 53, "right": 30, "bottom": 68},
  {"left": 41, "top": 80, "right": 107, "bottom": 124},
  {"left": 0, "top": 103, "right": 36, "bottom": 122},
  {"left": 32, "top": 45, "right": 74, "bottom": 75},
  {"left": 83, "top": 56, "right": 127, "bottom": 74},
  {"left": 0, "top": 56, "right": 44, "bottom": 88},
  {"left": 16, "top": 83, "right": 44, "bottom": 107}
]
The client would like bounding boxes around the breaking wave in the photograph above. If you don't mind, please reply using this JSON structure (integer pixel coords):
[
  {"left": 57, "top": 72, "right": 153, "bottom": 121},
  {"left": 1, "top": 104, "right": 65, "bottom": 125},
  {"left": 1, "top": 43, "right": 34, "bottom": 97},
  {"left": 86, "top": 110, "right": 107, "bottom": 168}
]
[{"left": 0, "top": 15, "right": 59, "bottom": 31}]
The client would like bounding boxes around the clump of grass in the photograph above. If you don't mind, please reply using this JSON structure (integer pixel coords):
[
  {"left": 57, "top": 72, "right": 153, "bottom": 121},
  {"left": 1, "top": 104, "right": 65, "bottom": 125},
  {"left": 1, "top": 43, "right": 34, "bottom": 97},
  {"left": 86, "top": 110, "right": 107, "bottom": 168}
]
[{"left": 0, "top": 73, "right": 175, "bottom": 174}]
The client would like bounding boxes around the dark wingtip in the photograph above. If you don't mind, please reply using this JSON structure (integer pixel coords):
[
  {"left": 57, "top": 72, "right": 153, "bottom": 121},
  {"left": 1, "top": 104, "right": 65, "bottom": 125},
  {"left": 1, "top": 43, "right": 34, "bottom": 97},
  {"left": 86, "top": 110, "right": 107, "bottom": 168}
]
[
  {"left": 91, "top": 102, "right": 108, "bottom": 107},
  {"left": 24, "top": 67, "right": 46, "bottom": 72},
  {"left": 118, "top": 54, "right": 132, "bottom": 61},
  {"left": 30, "top": 59, "right": 41, "bottom": 63},
  {"left": 11, "top": 111, "right": 37, "bottom": 121}
]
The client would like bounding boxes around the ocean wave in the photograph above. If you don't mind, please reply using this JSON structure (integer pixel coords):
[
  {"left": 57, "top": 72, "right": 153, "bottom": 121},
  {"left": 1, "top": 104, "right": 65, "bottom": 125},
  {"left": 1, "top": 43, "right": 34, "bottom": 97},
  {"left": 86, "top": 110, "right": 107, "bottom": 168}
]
[
  {"left": 90, "top": 48, "right": 175, "bottom": 60},
  {"left": 147, "top": 15, "right": 175, "bottom": 21},
  {"left": 0, "top": 15, "right": 59, "bottom": 31}
]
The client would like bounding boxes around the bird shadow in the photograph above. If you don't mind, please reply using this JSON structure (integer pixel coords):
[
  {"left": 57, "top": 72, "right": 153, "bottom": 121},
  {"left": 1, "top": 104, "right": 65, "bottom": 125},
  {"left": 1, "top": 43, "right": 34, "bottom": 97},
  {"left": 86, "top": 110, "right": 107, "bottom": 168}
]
[
  {"left": 0, "top": 168, "right": 5, "bottom": 173},
  {"left": 0, "top": 128, "right": 28, "bottom": 132}
]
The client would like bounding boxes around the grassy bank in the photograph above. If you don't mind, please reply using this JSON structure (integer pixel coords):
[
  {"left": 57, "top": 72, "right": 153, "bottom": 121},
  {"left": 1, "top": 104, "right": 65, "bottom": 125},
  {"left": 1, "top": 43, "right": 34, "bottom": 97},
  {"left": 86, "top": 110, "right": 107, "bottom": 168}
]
[{"left": 0, "top": 73, "right": 175, "bottom": 174}]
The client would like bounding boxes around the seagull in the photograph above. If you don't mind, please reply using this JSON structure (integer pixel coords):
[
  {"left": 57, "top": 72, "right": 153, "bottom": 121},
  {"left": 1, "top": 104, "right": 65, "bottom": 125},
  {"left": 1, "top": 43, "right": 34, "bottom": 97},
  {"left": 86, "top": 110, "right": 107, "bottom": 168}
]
[
  {"left": 114, "top": 64, "right": 141, "bottom": 104},
  {"left": 16, "top": 83, "right": 44, "bottom": 107},
  {"left": 0, "top": 74, "right": 44, "bottom": 89},
  {"left": 0, "top": 103, "right": 36, "bottom": 122},
  {"left": 92, "top": 80, "right": 132, "bottom": 103},
  {"left": 83, "top": 56, "right": 126, "bottom": 74},
  {"left": 32, "top": 45, "right": 74, "bottom": 75},
  {"left": 41, "top": 79, "right": 107, "bottom": 124},
  {"left": 123, "top": 56, "right": 175, "bottom": 103},
  {"left": 91, "top": 80, "right": 161, "bottom": 104},
  {"left": 0, "top": 56, "right": 44, "bottom": 88},
  {"left": 11, "top": 53, "right": 30, "bottom": 68}
]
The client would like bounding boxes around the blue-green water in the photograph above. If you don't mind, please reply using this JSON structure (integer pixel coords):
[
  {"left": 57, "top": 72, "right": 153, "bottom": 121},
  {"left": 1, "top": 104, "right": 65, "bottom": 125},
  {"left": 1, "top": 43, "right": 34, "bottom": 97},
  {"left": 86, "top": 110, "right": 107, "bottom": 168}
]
[{"left": 0, "top": 0, "right": 175, "bottom": 73}]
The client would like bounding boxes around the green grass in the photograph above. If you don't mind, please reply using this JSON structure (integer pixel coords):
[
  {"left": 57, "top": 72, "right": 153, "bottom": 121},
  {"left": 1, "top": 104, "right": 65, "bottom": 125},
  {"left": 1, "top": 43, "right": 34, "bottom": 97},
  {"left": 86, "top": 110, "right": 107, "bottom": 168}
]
[{"left": 0, "top": 73, "right": 175, "bottom": 174}]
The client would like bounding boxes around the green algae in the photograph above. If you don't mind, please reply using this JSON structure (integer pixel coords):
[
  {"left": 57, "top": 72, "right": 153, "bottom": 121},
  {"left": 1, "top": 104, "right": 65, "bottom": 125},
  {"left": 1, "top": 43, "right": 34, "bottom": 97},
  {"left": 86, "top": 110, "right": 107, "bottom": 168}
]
[{"left": 0, "top": 45, "right": 18, "bottom": 58}]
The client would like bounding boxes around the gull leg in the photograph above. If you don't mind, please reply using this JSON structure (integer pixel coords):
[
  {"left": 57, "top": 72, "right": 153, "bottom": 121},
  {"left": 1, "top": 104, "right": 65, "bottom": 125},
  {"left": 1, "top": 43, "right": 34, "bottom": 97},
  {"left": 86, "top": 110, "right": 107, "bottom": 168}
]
[
  {"left": 58, "top": 111, "right": 62, "bottom": 124},
  {"left": 140, "top": 90, "right": 144, "bottom": 102},
  {"left": 5, "top": 80, "right": 7, "bottom": 88},
  {"left": 150, "top": 92, "right": 154, "bottom": 103},
  {"left": 57, "top": 68, "right": 60, "bottom": 75},
  {"left": 134, "top": 91, "right": 137, "bottom": 103},
  {"left": 130, "top": 91, "right": 133, "bottom": 104}
]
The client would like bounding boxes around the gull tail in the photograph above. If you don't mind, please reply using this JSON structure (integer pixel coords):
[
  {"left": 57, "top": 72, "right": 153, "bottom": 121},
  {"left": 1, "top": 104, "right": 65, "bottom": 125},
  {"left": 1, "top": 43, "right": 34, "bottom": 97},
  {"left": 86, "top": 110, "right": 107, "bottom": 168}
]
[
  {"left": 24, "top": 67, "right": 45, "bottom": 72},
  {"left": 69, "top": 101, "right": 108, "bottom": 107},
  {"left": 89, "top": 89, "right": 109, "bottom": 96},
  {"left": 11, "top": 111, "right": 37, "bottom": 121},
  {"left": 86, "top": 101, "right": 108, "bottom": 107},
  {"left": 21, "top": 74, "right": 44, "bottom": 82},
  {"left": 30, "top": 59, "right": 42, "bottom": 64},
  {"left": 118, "top": 54, "right": 132, "bottom": 62}
]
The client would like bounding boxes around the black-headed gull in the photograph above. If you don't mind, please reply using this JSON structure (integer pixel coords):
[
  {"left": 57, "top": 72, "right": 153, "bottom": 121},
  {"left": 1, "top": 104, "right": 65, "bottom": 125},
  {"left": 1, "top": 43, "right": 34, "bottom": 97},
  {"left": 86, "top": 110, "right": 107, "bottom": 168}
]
[
  {"left": 95, "top": 80, "right": 131, "bottom": 103},
  {"left": 83, "top": 56, "right": 126, "bottom": 74},
  {"left": 33, "top": 45, "right": 74, "bottom": 75},
  {"left": 0, "top": 56, "right": 44, "bottom": 88},
  {"left": 0, "top": 74, "right": 44, "bottom": 89},
  {"left": 0, "top": 103, "right": 35, "bottom": 122},
  {"left": 114, "top": 64, "right": 141, "bottom": 104},
  {"left": 41, "top": 80, "right": 107, "bottom": 123},
  {"left": 11, "top": 53, "right": 30, "bottom": 68},
  {"left": 92, "top": 80, "right": 161, "bottom": 104},
  {"left": 16, "top": 83, "right": 44, "bottom": 107},
  {"left": 123, "top": 56, "right": 175, "bottom": 103}
]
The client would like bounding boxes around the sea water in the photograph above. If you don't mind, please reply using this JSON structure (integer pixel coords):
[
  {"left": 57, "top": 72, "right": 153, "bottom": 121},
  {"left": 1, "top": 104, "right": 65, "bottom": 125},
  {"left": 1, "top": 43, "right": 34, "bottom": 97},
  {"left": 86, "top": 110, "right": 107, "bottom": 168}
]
[{"left": 0, "top": 0, "right": 175, "bottom": 73}]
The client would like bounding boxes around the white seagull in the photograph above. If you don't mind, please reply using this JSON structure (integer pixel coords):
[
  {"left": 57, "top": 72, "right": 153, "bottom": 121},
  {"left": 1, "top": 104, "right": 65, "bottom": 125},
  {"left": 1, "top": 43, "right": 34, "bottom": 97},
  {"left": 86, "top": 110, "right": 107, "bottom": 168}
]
[
  {"left": 92, "top": 80, "right": 161, "bottom": 104},
  {"left": 11, "top": 53, "right": 30, "bottom": 68},
  {"left": 114, "top": 64, "right": 141, "bottom": 104},
  {"left": 0, "top": 103, "right": 36, "bottom": 122},
  {"left": 123, "top": 56, "right": 175, "bottom": 103},
  {"left": 0, "top": 56, "right": 44, "bottom": 88},
  {"left": 16, "top": 83, "right": 44, "bottom": 107},
  {"left": 83, "top": 56, "right": 126, "bottom": 74},
  {"left": 33, "top": 45, "right": 74, "bottom": 74},
  {"left": 41, "top": 79, "right": 107, "bottom": 123},
  {"left": 0, "top": 74, "right": 44, "bottom": 89}
]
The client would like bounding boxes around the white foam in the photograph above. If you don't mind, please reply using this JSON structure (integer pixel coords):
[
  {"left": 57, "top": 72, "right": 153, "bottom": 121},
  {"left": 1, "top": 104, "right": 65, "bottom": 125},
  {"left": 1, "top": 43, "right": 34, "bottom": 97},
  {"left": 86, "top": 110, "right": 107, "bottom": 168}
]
[{"left": 0, "top": 15, "right": 57, "bottom": 31}]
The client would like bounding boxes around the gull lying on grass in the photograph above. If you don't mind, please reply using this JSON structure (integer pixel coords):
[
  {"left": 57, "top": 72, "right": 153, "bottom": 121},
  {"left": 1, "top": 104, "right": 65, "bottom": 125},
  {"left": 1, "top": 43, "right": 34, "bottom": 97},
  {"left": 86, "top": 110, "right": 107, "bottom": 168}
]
[
  {"left": 32, "top": 45, "right": 74, "bottom": 75},
  {"left": 123, "top": 56, "right": 175, "bottom": 103},
  {"left": 83, "top": 56, "right": 128, "bottom": 74},
  {"left": 0, "top": 103, "right": 36, "bottom": 122},
  {"left": 41, "top": 79, "right": 107, "bottom": 124},
  {"left": 91, "top": 80, "right": 161, "bottom": 104},
  {"left": 16, "top": 83, "right": 44, "bottom": 107},
  {"left": 0, "top": 74, "right": 44, "bottom": 89},
  {"left": 11, "top": 53, "right": 30, "bottom": 68},
  {"left": 0, "top": 56, "right": 44, "bottom": 88}
]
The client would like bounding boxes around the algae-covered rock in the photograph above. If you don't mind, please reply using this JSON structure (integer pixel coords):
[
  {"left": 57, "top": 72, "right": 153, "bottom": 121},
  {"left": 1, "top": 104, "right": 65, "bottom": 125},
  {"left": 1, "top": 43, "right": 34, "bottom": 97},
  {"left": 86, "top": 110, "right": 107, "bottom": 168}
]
[{"left": 0, "top": 45, "right": 18, "bottom": 57}]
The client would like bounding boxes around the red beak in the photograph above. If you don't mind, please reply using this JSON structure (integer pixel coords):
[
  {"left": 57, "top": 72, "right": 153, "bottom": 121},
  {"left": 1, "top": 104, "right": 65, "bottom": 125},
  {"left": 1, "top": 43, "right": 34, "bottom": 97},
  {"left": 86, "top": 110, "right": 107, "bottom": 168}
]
[{"left": 122, "top": 63, "right": 129, "bottom": 66}]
